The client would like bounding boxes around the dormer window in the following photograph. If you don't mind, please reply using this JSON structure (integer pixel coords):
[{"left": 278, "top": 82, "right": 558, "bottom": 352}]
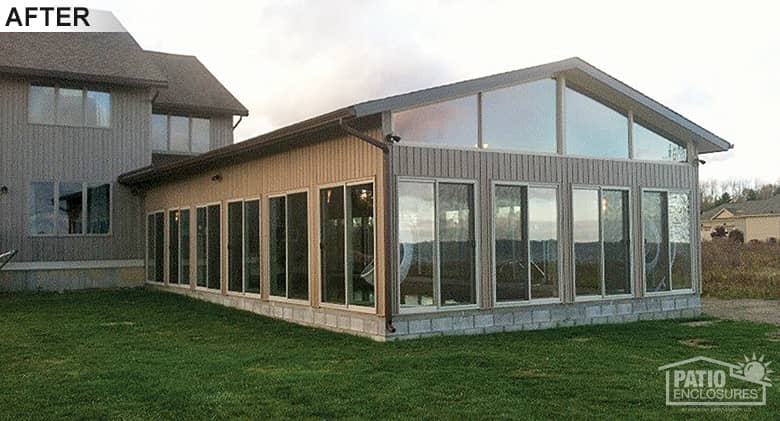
[
  {"left": 151, "top": 113, "right": 211, "bottom": 153},
  {"left": 28, "top": 84, "right": 111, "bottom": 128}
]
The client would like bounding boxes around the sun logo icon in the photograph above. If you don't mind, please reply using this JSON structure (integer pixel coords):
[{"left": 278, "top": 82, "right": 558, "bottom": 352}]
[{"left": 734, "top": 354, "right": 774, "bottom": 384}]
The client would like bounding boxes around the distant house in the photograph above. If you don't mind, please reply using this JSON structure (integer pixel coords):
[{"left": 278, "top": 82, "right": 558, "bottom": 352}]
[{"left": 701, "top": 196, "right": 780, "bottom": 242}]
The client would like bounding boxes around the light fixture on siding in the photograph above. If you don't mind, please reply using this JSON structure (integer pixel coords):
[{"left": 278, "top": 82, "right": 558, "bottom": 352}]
[
  {"left": 211, "top": 174, "right": 222, "bottom": 183},
  {"left": 0, "top": 186, "right": 7, "bottom": 195}
]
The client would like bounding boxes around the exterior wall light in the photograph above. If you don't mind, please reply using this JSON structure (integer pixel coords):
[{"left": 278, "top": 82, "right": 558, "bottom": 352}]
[
  {"left": 211, "top": 174, "right": 222, "bottom": 182},
  {"left": 0, "top": 186, "right": 8, "bottom": 195}
]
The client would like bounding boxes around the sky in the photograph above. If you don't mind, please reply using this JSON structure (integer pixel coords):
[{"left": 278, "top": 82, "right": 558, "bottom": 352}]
[{"left": 32, "top": 0, "right": 780, "bottom": 183}]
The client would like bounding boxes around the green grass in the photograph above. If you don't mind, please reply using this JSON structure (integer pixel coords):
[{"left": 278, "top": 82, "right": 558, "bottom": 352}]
[{"left": 0, "top": 289, "right": 778, "bottom": 420}]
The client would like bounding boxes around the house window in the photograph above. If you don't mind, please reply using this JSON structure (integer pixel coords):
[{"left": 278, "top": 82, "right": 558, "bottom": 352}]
[
  {"left": 269, "top": 192, "right": 309, "bottom": 300},
  {"left": 147, "top": 211, "right": 165, "bottom": 283},
  {"left": 633, "top": 122, "right": 687, "bottom": 162},
  {"left": 320, "top": 182, "right": 375, "bottom": 307},
  {"left": 29, "top": 84, "right": 111, "bottom": 128},
  {"left": 29, "top": 182, "right": 111, "bottom": 236},
  {"left": 168, "top": 209, "right": 190, "bottom": 285},
  {"left": 392, "top": 95, "right": 479, "bottom": 149},
  {"left": 493, "top": 184, "right": 559, "bottom": 302},
  {"left": 151, "top": 113, "right": 211, "bottom": 153},
  {"left": 481, "top": 79, "right": 557, "bottom": 153},
  {"left": 398, "top": 180, "right": 476, "bottom": 309},
  {"left": 565, "top": 87, "right": 629, "bottom": 158},
  {"left": 643, "top": 191, "right": 692, "bottom": 292},
  {"left": 573, "top": 188, "right": 631, "bottom": 298},
  {"left": 196, "top": 204, "right": 221, "bottom": 290},
  {"left": 227, "top": 199, "right": 261, "bottom": 294}
]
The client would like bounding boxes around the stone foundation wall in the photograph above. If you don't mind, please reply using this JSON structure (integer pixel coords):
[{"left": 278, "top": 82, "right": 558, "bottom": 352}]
[
  {"left": 388, "top": 295, "right": 702, "bottom": 340},
  {"left": 0, "top": 265, "right": 144, "bottom": 292}
]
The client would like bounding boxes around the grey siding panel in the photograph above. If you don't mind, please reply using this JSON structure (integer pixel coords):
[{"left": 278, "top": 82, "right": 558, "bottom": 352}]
[
  {"left": 210, "top": 115, "right": 234, "bottom": 149},
  {"left": 0, "top": 77, "right": 149, "bottom": 262},
  {"left": 392, "top": 145, "right": 698, "bottom": 308}
]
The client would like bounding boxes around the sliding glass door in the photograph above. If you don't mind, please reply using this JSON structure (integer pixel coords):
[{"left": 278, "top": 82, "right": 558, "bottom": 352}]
[
  {"left": 269, "top": 192, "right": 309, "bottom": 300},
  {"left": 196, "top": 204, "right": 221, "bottom": 290},
  {"left": 228, "top": 199, "right": 261, "bottom": 294}
]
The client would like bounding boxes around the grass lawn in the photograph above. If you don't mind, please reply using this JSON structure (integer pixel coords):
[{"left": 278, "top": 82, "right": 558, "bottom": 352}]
[{"left": 1, "top": 289, "right": 778, "bottom": 420}]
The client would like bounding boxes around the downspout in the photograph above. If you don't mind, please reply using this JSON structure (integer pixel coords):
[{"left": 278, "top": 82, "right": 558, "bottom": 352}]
[
  {"left": 337, "top": 120, "right": 396, "bottom": 333},
  {"left": 233, "top": 116, "right": 243, "bottom": 130}
]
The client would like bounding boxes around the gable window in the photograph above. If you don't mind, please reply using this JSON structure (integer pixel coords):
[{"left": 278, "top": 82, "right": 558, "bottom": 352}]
[
  {"left": 29, "top": 182, "right": 111, "bottom": 236},
  {"left": 643, "top": 191, "right": 692, "bottom": 293},
  {"left": 573, "top": 188, "right": 631, "bottom": 298},
  {"left": 633, "top": 122, "right": 687, "bottom": 162},
  {"left": 398, "top": 179, "right": 477, "bottom": 309},
  {"left": 565, "top": 87, "right": 629, "bottom": 158},
  {"left": 269, "top": 192, "right": 309, "bottom": 300},
  {"left": 151, "top": 114, "right": 211, "bottom": 153},
  {"left": 392, "top": 95, "right": 478, "bottom": 148},
  {"left": 196, "top": 204, "right": 222, "bottom": 290},
  {"left": 493, "top": 184, "right": 559, "bottom": 302},
  {"left": 227, "top": 199, "right": 261, "bottom": 295},
  {"left": 482, "top": 79, "right": 557, "bottom": 153},
  {"left": 29, "top": 84, "right": 111, "bottom": 128}
]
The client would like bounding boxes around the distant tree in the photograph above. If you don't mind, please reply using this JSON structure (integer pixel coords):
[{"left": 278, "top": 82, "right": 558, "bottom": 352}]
[
  {"left": 742, "top": 188, "right": 759, "bottom": 201},
  {"left": 717, "top": 192, "right": 732, "bottom": 206},
  {"left": 728, "top": 229, "right": 745, "bottom": 244},
  {"left": 710, "top": 225, "right": 728, "bottom": 239}
]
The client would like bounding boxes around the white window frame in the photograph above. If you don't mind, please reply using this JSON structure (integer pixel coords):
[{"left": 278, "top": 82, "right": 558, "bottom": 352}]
[
  {"left": 225, "top": 197, "right": 262, "bottom": 298},
  {"left": 194, "top": 201, "right": 223, "bottom": 292},
  {"left": 267, "top": 188, "right": 311, "bottom": 304},
  {"left": 145, "top": 209, "right": 165, "bottom": 284},
  {"left": 166, "top": 207, "right": 192, "bottom": 288},
  {"left": 641, "top": 188, "right": 695, "bottom": 296},
  {"left": 28, "top": 181, "right": 112, "bottom": 237},
  {"left": 490, "top": 181, "right": 562, "bottom": 307},
  {"left": 571, "top": 185, "right": 634, "bottom": 302},
  {"left": 28, "top": 83, "right": 111, "bottom": 128},
  {"left": 317, "top": 178, "right": 377, "bottom": 313},
  {"left": 396, "top": 177, "right": 481, "bottom": 315},
  {"left": 151, "top": 113, "right": 211, "bottom": 154}
]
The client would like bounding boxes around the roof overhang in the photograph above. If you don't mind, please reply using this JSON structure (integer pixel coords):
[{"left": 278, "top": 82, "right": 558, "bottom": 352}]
[{"left": 0, "top": 66, "right": 168, "bottom": 88}]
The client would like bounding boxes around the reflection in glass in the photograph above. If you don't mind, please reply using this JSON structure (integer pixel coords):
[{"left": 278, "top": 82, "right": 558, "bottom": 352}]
[
  {"left": 573, "top": 189, "right": 600, "bottom": 296},
  {"left": 244, "top": 200, "right": 260, "bottom": 294},
  {"left": 392, "top": 96, "right": 478, "bottom": 148},
  {"left": 438, "top": 183, "right": 475, "bottom": 305},
  {"left": 494, "top": 185, "right": 528, "bottom": 301},
  {"left": 191, "top": 118, "right": 210, "bottom": 153},
  {"left": 643, "top": 192, "right": 669, "bottom": 292},
  {"left": 56, "top": 88, "right": 83, "bottom": 125},
  {"left": 269, "top": 197, "right": 286, "bottom": 297},
  {"left": 180, "top": 209, "right": 190, "bottom": 286},
  {"left": 169, "top": 210, "right": 180, "bottom": 284},
  {"left": 321, "top": 187, "right": 346, "bottom": 304},
  {"left": 287, "top": 192, "right": 309, "bottom": 300},
  {"left": 482, "top": 79, "right": 556, "bottom": 153},
  {"left": 398, "top": 182, "right": 435, "bottom": 307},
  {"left": 57, "top": 182, "right": 83, "bottom": 234},
  {"left": 154, "top": 212, "right": 165, "bottom": 283},
  {"left": 29, "top": 85, "right": 55, "bottom": 124},
  {"left": 348, "top": 184, "right": 375, "bottom": 307},
  {"left": 670, "top": 192, "right": 692, "bottom": 290},
  {"left": 633, "top": 123, "right": 687, "bottom": 162},
  {"left": 147, "top": 214, "right": 155, "bottom": 281},
  {"left": 529, "top": 188, "right": 558, "bottom": 299},
  {"left": 228, "top": 201, "right": 243, "bottom": 292},
  {"left": 30, "top": 182, "right": 55, "bottom": 235},
  {"left": 85, "top": 90, "right": 111, "bottom": 127},
  {"left": 169, "top": 116, "right": 190, "bottom": 152},
  {"left": 196, "top": 208, "right": 207, "bottom": 287},
  {"left": 151, "top": 114, "right": 168, "bottom": 151},
  {"left": 86, "top": 184, "right": 110, "bottom": 234},
  {"left": 603, "top": 190, "right": 631, "bottom": 295},
  {"left": 206, "top": 205, "right": 221, "bottom": 290},
  {"left": 566, "top": 88, "right": 628, "bottom": 158}
]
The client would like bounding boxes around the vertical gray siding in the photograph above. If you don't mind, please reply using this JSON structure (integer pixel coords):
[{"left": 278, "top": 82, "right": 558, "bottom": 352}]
[
  {"left": 210, "top": 115, "right": 234, "bottom": 149},
  {"left": 391, "top": 144, "right": 699, "bottom": 311},
  {"left": 0, "top": 77, "right": 150, "bottom": 262}
]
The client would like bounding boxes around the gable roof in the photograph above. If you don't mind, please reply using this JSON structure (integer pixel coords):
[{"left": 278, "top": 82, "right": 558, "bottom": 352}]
[
  {"left": 144, "top": 51, "right": 248, "bottom": 116},
  {"left": 702, "top": 195, "right": 780, "bottom": 220},
  {"left": 0, "top": 32, "right": 166, "bottom": 87}
]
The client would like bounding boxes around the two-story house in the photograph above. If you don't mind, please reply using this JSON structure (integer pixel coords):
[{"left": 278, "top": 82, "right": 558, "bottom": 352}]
[{"left": 0, "top": 32, "right": 247, "bottom": 289}]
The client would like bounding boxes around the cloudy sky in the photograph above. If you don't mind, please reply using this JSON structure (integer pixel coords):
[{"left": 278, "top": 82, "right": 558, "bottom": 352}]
[{"left": 67, "top": 1, "right": 780, "bottom": 182}]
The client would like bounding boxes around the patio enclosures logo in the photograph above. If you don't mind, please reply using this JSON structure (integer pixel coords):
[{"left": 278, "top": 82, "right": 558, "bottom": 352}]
[
  {"left": 2, "top": 7, "right": 124, "bottom": 32},
  {"left": 658, "top": 355, "right": 773, "bottom": 406}
]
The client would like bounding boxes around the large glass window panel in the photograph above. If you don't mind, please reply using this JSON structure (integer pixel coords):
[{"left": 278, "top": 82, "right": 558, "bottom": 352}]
[
  {"left": 57, "top": 182, "right": 83, "bottom": 234},
  {"left": 643, "top": 192, "right": 670, "bottom": 292},
  {"left": 147, "top": 214, "right": 155, "bottom": 281},
  {"left": 169, "top": 116, "right": 190, "bottom": 152},
  {"left": 56, "top": 88, "right": 84, "bottom": 126},
  {"left": 151, "top": 114, "right": 168, "bottom": 151},
  {"left": 320, "top": 187, "right": 346, "bottom": 304},
  {"left": 154, "top": 212, "right": 165, "bottom": 283},
  {"left": 566, "top": 88, "right": 629, "bottom": 158},
  {"left": 669, "top": 192, "right": 692, "bottom": 290},
  {"left": 573, "top": 189, "right": 600, "bottom": 296},
  {"left": 191, "top": 118, "right": 210, "bottom": 153},
  {"left": 633, "top": 122, "right": 687, "bottom": 162},
  {"left": 494, "top": 185, "right": 528, "bottom": 302},
  {"left": 180, "top": 209, "right": 190, "bottom": 285},
  {"left": 348, "top": 183, "right": 375, "bottom": 307},
  {"left": 287, "top": 192, "right": 309, "bottom": 300},
  {"left": 206, "top": 205, "right": 221, "bottom": 290},
  {"left": 438, "top": 183, "right": 476, "bottom": 306},
  {"left": 398, "top": 182, "right": 435, "bottom": 307},
  {"left": 85, "top": 90, "right": 110, "bottom": 127},
  {"left": 528, "top": 187, "right": 558, "bottom": 299},
  {"left": 244, "top": 200, "right": 260, "bottom": 294},
  {"left": 169, "top": 210, "right": 180, "bottom": 284},
  {"left": 29, "top": 85, "right": 55, "bottom": 124},
  {"left": 603, "top": 190, "right": 631, "bottom": 295},
  {"left": 392, "top": 95, "right": 478, "bottom": 148},
  {"left": 86, "top": 184, "right": 110, "bottom": 234},
  {"left": 482, "top": 79, "right": 556, "bottom": 153},
  {"left": 228, "top": 202, "right": 243, "bottom": 292},
  {"left": 269, "top": 197, "right": 287, "bottom": 297},
  {"left": 196, "top": 208, "right": 207, "bottom": 287},
  {"left": 30, "top": 182, "right": 55, "bottom": 235}
]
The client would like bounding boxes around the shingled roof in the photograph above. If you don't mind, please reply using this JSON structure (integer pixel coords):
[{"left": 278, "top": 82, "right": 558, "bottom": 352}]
[
  {"left": 702, "top": 195, "right": 780, "bottom": 220},
  {"left": 144, "top": 51, "right": 248, "bottom": 116}
]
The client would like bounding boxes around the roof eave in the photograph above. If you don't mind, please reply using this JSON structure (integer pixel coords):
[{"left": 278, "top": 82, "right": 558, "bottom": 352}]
[
  {"left": 152, "top": 101, "right": 249, "bottom": 117},
  {"left": 0, "top": 66, "right": 168, "bottom": 88}
]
